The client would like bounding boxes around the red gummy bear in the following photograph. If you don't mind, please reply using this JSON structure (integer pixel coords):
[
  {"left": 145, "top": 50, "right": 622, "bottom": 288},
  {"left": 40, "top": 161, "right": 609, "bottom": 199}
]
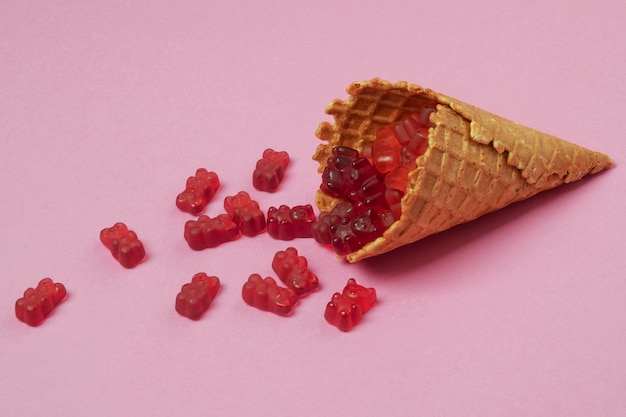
[
  {"left": 342, "top": 278, "right": 376, "bottom": 314},
  {"left": 241, "top": 274, "right": 298, "bottom": 316},
  {"left": 324, "top": 293, "right": 363, "bottom": 332},
  {"left": 252, "top": 148, "right": 290, "bottom": 192},
  {"left": 372, "top": 125, "right": 402, "bottom": 174},
  {"left": 15, "top": 278, "right": 67, "bottom": 326},
  {"left": 176, "top": 168, "right": 220, "bottom": 215},
  {"left": 223, "top": 191, "right": 266, "bottom": 236},
  {"left": 267, "top": 204, "right": 315, "bottom": 240},
  {"left": 271, "top": 247, "right": 319, "bottom": 296},
  {"left": 100, "top": 222, "right": 146, "bottom": 268},
  {"left": 324, "top": 278, "right": 377, "bottom": 331},
  {"left": 184, "top": 214, "right": 240, "bottom": 250},
  {"left": 175, "top": 273, "right": 221, "bottom": 320},
  {"left": 393, "top": 109, "right": 433, "bottom": 168}
]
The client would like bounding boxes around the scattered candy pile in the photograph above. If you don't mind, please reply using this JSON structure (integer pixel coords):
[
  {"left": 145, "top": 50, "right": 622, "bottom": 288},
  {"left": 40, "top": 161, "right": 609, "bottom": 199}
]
[{"left": 15, "top": 145, "right": 385, "bottom": 331}]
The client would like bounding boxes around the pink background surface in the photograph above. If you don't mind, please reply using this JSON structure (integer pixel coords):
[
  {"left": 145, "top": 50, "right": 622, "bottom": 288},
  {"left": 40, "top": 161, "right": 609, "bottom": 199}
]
[{"left": 1, "top": 1, "right": 625, "bottom": 416}]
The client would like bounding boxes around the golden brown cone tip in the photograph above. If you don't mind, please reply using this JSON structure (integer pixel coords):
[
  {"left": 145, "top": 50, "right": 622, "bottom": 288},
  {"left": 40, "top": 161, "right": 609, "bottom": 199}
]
[{"left": 313, "top": 78, "right": 613, "bottom": 263}]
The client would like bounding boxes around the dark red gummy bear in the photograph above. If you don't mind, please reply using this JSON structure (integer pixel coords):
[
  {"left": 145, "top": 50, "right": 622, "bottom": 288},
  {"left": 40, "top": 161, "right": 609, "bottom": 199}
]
[
  {"left": 223, "top": 191, "right": 266, "bottom": 236},
  {"left": 310, "top": 211, "right": 334, "bottom": 245},
  {"left": 175, "top": 273, "right": 220, "bottom": 320},
  {"left": 184, "top": 214, "right": 240, "bottom": 250},
  {"left": 252, "top": 148, "right": 290, "bottom": 192},
  {"left": 267, "top": 204, "right": 315, "bottom": 240},
  {"left": 15, "top": 278, "right": 67, "bottom": 326},
  {"left": 312, "top": 200, "right": 394, "bottom": 256},
  {"left": 324, "top": 278, "right": 377, "bottom": 331},
  {"left": 311, "top": 200, "right": 362, "bottom": 246},
  {"left": 100, "top": 222, "right": 146, "bottom": 268},
  {"left": 241, "top": 274, "right": 298, "bottom": 316},
  {"left": 176, "top": 168, "right": 220, "bottom": 215},
  {"left": 320, "top": 146, "right": 359, "bottom": 197},
  {"left": 321, "top": 147, "right": 387, "bottom": 209},
  {"left": 271, "top": 247, "right": 319, "bottom": 296}
]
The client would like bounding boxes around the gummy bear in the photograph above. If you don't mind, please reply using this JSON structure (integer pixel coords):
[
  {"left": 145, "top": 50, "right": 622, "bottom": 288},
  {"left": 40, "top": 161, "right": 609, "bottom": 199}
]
[
  {"left": 393, "top": 109, "right": 433, "bottom": 168},
  {"left": 329, "top": 216, "right": 363, "bottom": 256},
  {"left": 100, "top": 222, "right": 146, "bottom": 268},
  {"left": 324, "top": 293, "right": 363, "bottom": 332},
  {"left": 223, "top": 191, "right": 266, "bottom": 236},
  {"left": 321, "top": 147, "right": 388, "bottom": 209},
  {"left": 324, "top": 278, "right": 377, "bottom": 331},
  {"left": 176, "top": 168, "right": 220, "bottom": 215},
  {"left": 241, "top": 274, "right": 298, "bottom": 316},
  {"left": 311, "top": 200, "right": 362, "bottom": 248},
  {"left": 320, "top": 146, "right": 359, "bottom": 197},
  {"left": 175, "top": 273, "right": 221, "bottom": 320},
  {"left": 252, "top": 148, "right": 290, "bottom": 192},
  {"left": 372, "top": 125, "right": 402, "bottom": 174},
  {"left": 313, "top": 200, "right": 394, "bottom": 256},
  {"left": 271, "top": 247, "right": 319, "bottom": 296},
  {"left": 266, "top": 204, "right": 316, "bottom": 240},
  {"left": 311, "top": 211, "right": 335, "bottom": 245},
  {"left": 15, "top": 278, "right": 67, "bottom": 326},
  {"left": 351, "top": 172, "right": 387, "bottom": 209},
  {"left": 184, "top": 214, "right": 240, "bottom": 250},
  {"left": 342, "top": 278, "right": 376, "bottom": 314}
]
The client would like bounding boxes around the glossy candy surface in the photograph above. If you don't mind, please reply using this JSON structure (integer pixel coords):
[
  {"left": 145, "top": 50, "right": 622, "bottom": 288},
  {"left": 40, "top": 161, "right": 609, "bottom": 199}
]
[
  {"left": 252, "top": 148, "right": 290, "bottom": 192},
  {"left": 175, "top": 273, "right": 220, "bottom": 320},
  {"left": 242, "top": 274, "right": 298, "bottom": 316},
  {"left": 342, "top": 278, "right": 376, "bottom": 313},
  {"left": 184, "top": 214, "right": 239, "bottom": 250},
  {"left": 312, "top": 200, "right": 394, "bottom": 256},
  {"left": 15, "top": 278, "right": 67, "bottom": 326},
  {"left": 320, "top": 146, "right": 360, "bottom": 197},
  {"left": 223, "top": 191, "right": 266, "bottom": 236},
  {"left": 100, "top": 222, "right": 146, "bottom": 268},
  {"left": 324, "top": 278, "right": 377, "bottom": 331},
  {"left": 315, "top": 108, "right": 435, "bottom": 256},
  {"left": 267, "top": 204, "right": 315, "bottom": 240},
  {"left": 372, "top": 125, "right": 402, "bottom": 174},
  {"left": 324, "top": 292, "right": 363, "bottom": 332},
  {"left": 176, "top": 168, "right": 220, "bottom": 215},
  {"left": 310, "top": 211, "right": 334, "bottom": 245},
  {"left": 271, "top": 247, "right": 319, "bottom": 296}
]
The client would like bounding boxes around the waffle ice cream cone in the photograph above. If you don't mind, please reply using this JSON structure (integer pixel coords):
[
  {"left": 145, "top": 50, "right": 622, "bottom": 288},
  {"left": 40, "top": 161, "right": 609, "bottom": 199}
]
[{"left": 313, "top": 79, "right": 613, "bottom": 262}]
